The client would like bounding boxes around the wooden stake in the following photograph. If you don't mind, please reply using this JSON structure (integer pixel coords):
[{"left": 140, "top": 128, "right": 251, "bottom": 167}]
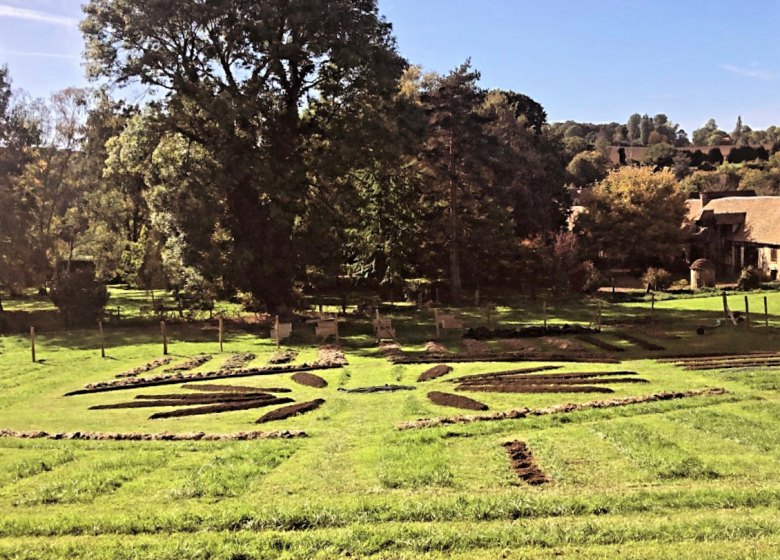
[
  {"left": 275, "top": 315, "right": 280, "bottom": 349},
  {"left": 30, "top": 327, "right": 36, "bottom": 363},
  {"left": 597, "top": 302, "right": 602, "bottom": 331},
  {"left": 765, "top": 296, "right": 769, "bottom": 328},
  {"left": 161, "top": 321, "right": 168, "bottom": 355},
  {"left": 651, "top": 293, "right": 656, "bottom": 323},
  {"left": 542, "top": 300, "right": 547, "bottom": 330},
  {"left": 745, "top": 296, "right": 750, "bottom": 329},
  {"left": 99, "top": 321, "right": 105, "bottom": 358},
  {"left": 435, "top": 309, "right": 440, "bottom": 338},
  {"left": 218, "top": 317, "right": 224, "bottom": 352},
  {"left": 334, "top": 314, "right": 340, "bottom": 344}
]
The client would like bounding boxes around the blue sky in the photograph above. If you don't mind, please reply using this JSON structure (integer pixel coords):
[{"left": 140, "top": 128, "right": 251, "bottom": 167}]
[{"left": 1, "top": 0, "right": 779, "bottom": 133}]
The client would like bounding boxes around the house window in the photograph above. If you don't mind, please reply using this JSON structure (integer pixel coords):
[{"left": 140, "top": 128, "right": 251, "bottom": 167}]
[{"left": 772, "top": 249, "right": 778, "bottom": 263}]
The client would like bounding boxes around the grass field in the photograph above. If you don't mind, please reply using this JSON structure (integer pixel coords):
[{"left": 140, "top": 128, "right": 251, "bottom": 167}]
[{"left": 1, "top": 289, "right": 780, "bottom": 558}]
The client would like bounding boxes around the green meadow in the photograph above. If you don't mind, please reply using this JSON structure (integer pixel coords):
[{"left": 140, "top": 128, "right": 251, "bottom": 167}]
[{"left": 1, "top": 289, "right": 780, "bottom": 558}]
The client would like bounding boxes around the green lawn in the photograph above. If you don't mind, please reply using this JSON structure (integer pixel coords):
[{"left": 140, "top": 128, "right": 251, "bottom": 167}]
[{"left": 1, "top": 290, "right": 780, "bottom": 558}]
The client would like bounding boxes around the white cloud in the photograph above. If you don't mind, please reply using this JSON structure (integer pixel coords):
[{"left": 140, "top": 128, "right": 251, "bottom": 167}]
[
  {"left": 0, "top": 5, "right": 77, "bottom": 26},
  {"left": 721, "top": 64, "right": 777, "bottom": 81}
]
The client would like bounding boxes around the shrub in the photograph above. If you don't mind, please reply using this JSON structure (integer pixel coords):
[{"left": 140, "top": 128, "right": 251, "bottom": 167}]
[
  {"left": 569, "top": 261, "right": 606, "bottom": 294},
  {"left": 642, "top": 267, "right": 673, "bottom": 292},
  {"left": 737, "top": 266, "right": 763, "bottom": 291},
  {"left": 50, "top": 271, "right": 110, "bottom": 326}
]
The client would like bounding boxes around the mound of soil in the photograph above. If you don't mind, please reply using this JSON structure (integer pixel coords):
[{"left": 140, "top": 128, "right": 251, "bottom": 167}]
[
  {"left": 540, "top": 337, "right": 587, "bottom": 353},
  {"left": 612, "top": 332, "right": 665, "bottom": 351},
  {"left": 256, "top": 399, "right": 325, "bottom": 423},
  {"left": 498, "top": 339, "right": 539, "bottom": 352},
  {"left": 466, "top": 324, "right": 599, "bottom": 341},
  {"left": 658, "top": 352, "right": 780, "bottom": 363},
  {"left": 460, "top": 384, "right": 614, "bottom": 394},
  {"left": 463, "top": 339, "right": 492, "bottom": 356},
  {"left": 378, "top": 342, "right": 404, "bottom": 360},
  {"left": 181, "top": 383, "right": 292, "bottom": 393},
  {"left": 390, "top": 354, "right": 620, "bottom": 365},
  {"left": 0, "top": 429, "right": 307, "bottom": 441},
  {"left": 396, "top": 388, "right": 728, "bottom": 430},
  {"left": 424, "top": 341, "right": 449, "bottom": 354},
  {"left": 134, "top": 392, "right": 275, "bottom": 401},
  {"left": 451, "top": 366, "right": 562, "bottom": 384},
  {"left": 222, "top": 353, "right": 256, "bottom": 370},
  {"left": 337, "top": 385, "right": 415, "bottom": 394},
  {"left": 268, "top": 350, "right": 299, "bottom": 364},
  {"left": 576, "top": 335, "right": 625, "bottom": 352},
  {"left": 149, "top": 397, "right": 294, "bottom": 419},
  {"left": 418, "top": 365, "right": 454, "bottom": 382},
  {"left": 503, "top": 441, "right": 548, "bottom": 485},
  {"left": 454, "top": 371, "right": 643, "bottom": 387},
  {"left": 428, "top": 391, "right": 487, "bottom": 411},
  {"left": 291, "top": 372, "right": 328, "bottom": 388},
  {"left": 165, "top": 355, "right": 213, "bottom": 372},
  {"left": 115, "top": 357, "right": 173, "bottom": 378},
  {"left": 316, "top": 346, "right": 348, "bottom": 367}
]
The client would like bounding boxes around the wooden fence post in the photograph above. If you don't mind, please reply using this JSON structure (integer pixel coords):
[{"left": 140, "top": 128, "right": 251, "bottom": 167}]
[
  {"left": 99, "top": 321, "right": 106, "bottom": 358},
  {"left": 434, "top": 309, "right": 440, "bottom": 338},
  {"left": 218, "top": 316, "right": 224, "bottom": 352},
  {"left": 745, "top": 296, "right": 750, "bottom": 329},
  {"left": 542, "top": 300, "right": 547, "bottom": 330},
  {"left": 651, "top": 293, "right": 656, "bottom": 323},
  {"left": 275, "top": 315, "right": 280, "bottom": 349},
  {"left": 597, "top": 302, "right": 602, "bottom": 331},
  {"left": 765, "top": 296, "right": 769, "bottom": 328},
  {"left": 30, "top": 327, "right": 36, "bottom": 363},
  {"left": 161, "top": 321, "right": 168, "bottom": 355}
]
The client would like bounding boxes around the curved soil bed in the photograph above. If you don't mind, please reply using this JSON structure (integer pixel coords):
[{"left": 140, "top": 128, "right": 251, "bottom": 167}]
[
  {"left": 149, "top": 397, "right": 294, "bottom": 419},
  {"left": 428, "top": 391, "right": 487, "bottom": 411},
  {"left": 392, "top": 354, "right": 620, "bottom": 365},
  {"left": 291, "top": 372, "right": 328, "bottom": 389},
  {"left": 451, "top": 366, "right": 562, "bottom": 384},
  {"left": 459, "top": 384, "right": 614, "bottom": 394},
  {"left": 503, "top": 441, "right": 548, "bottom": 485},
  {"left": 256, "top": 399, "right": 325, "bottom": 424},
  {"left": 454, "top": 370, "right": 639, "bottom": 385},
  {"left": 684, "top": 360, "right": 780, "bottom": 371},
  {"left": 466, "top": 325, "right": 599, "bottom": 340},
  {"left": 181, "top": 384, "right": 292, "bottom": 393},
  {"left": 91, "top": 394, "right": 278, "bottom": 410},
  {"left": 658, "top": 352, "right": 780, "bottom": 363},
  {"left": 418, "top": 365, "right": 454, "bottom": 382}
]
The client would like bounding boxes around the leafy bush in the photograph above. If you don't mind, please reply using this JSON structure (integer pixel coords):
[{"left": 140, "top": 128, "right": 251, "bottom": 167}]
[
  {"left": 50, "top": 271, "right": 110, "bottom": 326},
  {"left": 642, "top": 267, "right": 673, "bottom": 292},
  {"left": 569, "top": 261, "right": 606, "bottom": 294},
  {"left": 737, "top": 266, "right": 763, "bottom": 291}
]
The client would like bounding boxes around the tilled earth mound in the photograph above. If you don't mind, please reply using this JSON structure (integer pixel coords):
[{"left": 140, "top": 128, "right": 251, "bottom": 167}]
[
  {"left": 256, "top": 399, "right": 326, "bottom": 423},
  {"left": 149, "top": 397, "right": 294, "bottom": 419},
  {"left": 427, "top": 391, "right": 488, "bottom": 411},
  {"left": 291, "top": 372, "right": 328, "bottom": 388},
  {"left": 418, "top": 365, "right": 454, "bottom": 382},
  {"left": 116, "top": 358, "right": 173, "bottom": 378},
  {"left": 180, "top": 384, "right": 292, "bottom": 393}
]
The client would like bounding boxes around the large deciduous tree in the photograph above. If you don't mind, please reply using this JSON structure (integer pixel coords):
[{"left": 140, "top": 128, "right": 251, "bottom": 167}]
[
  {"left": 576, "top": 167, "right": 687, "bottom": 269},
  {"left": 81, "top": 0, "right": 408, "bottom": 311}
]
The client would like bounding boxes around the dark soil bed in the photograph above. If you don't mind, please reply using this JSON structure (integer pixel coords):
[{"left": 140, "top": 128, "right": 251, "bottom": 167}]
[
  {"left": 684, "top": 360, "right": 780, "bottom": 371},
  {"left": 116, "top": 358, "right": 173, "bottom": 378},
  {"left": 418, "top": 365, "right": 454, "bottom": 382},
  {"left": 91, "top": 394, "right": 277, "bottom": 410},
  {"left": 134, "top": 392, "right": 276, "bottom": 401},
  {"left": 0, "top": 428, "right": 307, "bottom": 441},
  {"left": 149, "top": 397, "right": 294, "bottom": 419},
  {"left": 451, "top": 366, "right": 562, "bottom": 384},
  {"left": 503, "top": 441, "right": 548, "bottom": 485},
  {"left": 465, "top": 325, "right": 599, "bottom": 341},
  {"left": 611, "top": 332, "right": 665, "bottom": 351},
  {"left": 458, "top": 384, "right": 614, "bottom": 394},
  {"left": 165, "top": 355, "right": 213, "bottom": 372},
  {"left": 576, "top": 335, "right": 625, "bottom": 352},
  {"left": 657, "top": 352, "right": 780, "bottom": 363},
  {"left": 256, "top": 399, "right": 325, "bottom": 423},
  {"left": 455, "top": 370, "right": 638, "bottom": 385},
  {"left": 181, "top": 383, "right": 292, "bottom": 393},
  {"left": 291, "top": 372, "right": 328, "bottom": 389},
  {"left": 337, "top": 385, "right": 416, "bottom": 394},
  {"left": 428, "top": 391, "right": 488, "bottom": 411},
  {"left": 392, "top": 353, "right": 620, "bottom": 365}
]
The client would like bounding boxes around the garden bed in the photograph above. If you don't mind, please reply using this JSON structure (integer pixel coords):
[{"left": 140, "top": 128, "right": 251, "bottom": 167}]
[
  {"left": 417, "top": 365, "right": 454, "bottom": 382},
  {"left": 576, "top": 335, "right": 625, "bottom": 352},
  {"left": 115, "top": 357, "right": 173, "bottom": 378},
  {"left": 256, "top": 399, "right": 326, "bottom": 423},
  {"left": 427, "top": 391, "right": 488, "bottom": 411},
  {"left": 459, "top": 384, "right": 615, "bottom": 394},
  {"left": 464, "top": 325, "right": 600, "bottom": 340},
  {"left": 337, "top": 385, "right": 415, "bottom": 394},
  {"left": 611, "top": 332, "right": 665, "bottom": 351},
  {"left": 291, "top": 372, "right": 328, "bottom": 388},
  {"left": 0, "top": 429, "right": 307, "bottom": 441},
  {"left": 221, "top": 353, "right": 256, "bottom": 370},
  {"left": 165, "top": 355, "right": 212, "bottom": 372},
  {"left": 180, "top": 383, "right": 291, "bottom": 393},
  {"left": 149, "top": 397, "right": 294, "bottom": 419},
  {"left": 268, "top": 350, "right": 299, "bottom": 364}
]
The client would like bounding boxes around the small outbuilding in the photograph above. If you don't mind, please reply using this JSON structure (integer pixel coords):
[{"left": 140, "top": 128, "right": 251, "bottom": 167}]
[{"left": 690, "top": 259, "right": 716, "bottom": 290}]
